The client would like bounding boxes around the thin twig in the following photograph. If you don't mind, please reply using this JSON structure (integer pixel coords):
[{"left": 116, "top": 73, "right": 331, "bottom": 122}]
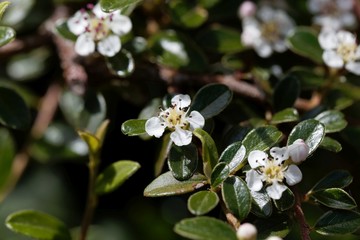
[{"left": 293, "top": 188, "right": 311, "bottom": 240}]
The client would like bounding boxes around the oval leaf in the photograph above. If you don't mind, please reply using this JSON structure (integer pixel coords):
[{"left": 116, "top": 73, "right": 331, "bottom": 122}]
[
  {"left": 0, "top": 26, "right": 15, "bottom": 47},
  {"left": 78, "top": 131, "right": 101, "bottom": 156},
  {"left": 315, "top": 110, "right": 347, "bottom": 133},
  {"left": 168, "top": 143, "right": 198, "bottom": 180},
  {"left": 210, "top": 162, "right": 230, "bottom": 189},
  {"left": 319, "top": 136, "right": 342, "bottom": 153},
  {"left": 287, "top": 119, "right": 325, "bottom": 155},
  {"left": 270, "top": 108, "right": 299, "bottom": 124},
  {"left": 106, "top": 49, "right": 135, "bottom": 77},
  {"left": 242, "top": 126, "right": 283, "bottom": 155},
  {"left": 219, "top": 142, "right": 246, "bottom": 173},
  {"left": 95, "top": 160, "right": 140, "bottom": 195},
  {"left": 0, "top": 128, "right": 15, "bottom": 189},
  {"left": 144, "top": 171, "right": 208, "bottom": 197},
  {"left": 154, "top": 133, "right": 172, "bottom": 176},
  {"left": 310, "top": 170, "right": 353, "bottom": 193},
  {"left": 221, "top": 176, "right": 251, "bottom": 221},
  {"left": 174, "top": 216, "right": 237, "bottom": 240},
  {"left": 169, "top": 1, "right": 208, "bottom": 28},
  {"left": 311, "top": 188, "right": 357, "bottom": 210},
  {"left": 100, "top": 0, "right": 142, "bottom": 12},
  {"left": 314, "top": 210, "right": 360, "bottom": 235},
  {"left": 251, "top": 189, "right": 272, "bottom": 218},
  {"left": 5, "top": 210, "right": 71, "bottom": 240},
  {"left": 274, "top": 188, "right": 295, "bottom": 211},
  {"left": 254, "top": 214, "right": 290, "bottom": 239},
  {"left": 55, "top": 20, "right": 77, "bottom": 41},
  {"left": 0, "top": 1, "right": 10, "bottom": 19},
  {"left": 187, "top": 191, "right": 219, "bottom": 216},
  {"left": 273, "top": 76, "right": 300, "bottom": 111},
  {"left": 121, "top": 119, "right": 147, "bottom": 136}
]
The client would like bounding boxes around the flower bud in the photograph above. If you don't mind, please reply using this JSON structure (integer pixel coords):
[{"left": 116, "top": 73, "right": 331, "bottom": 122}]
[
  {"left": 238, "top": 1, "right": 257, "bottom": 19},
  {"left": 266, "top": 236, "right": 283, "bottom": 240},
  {"left": 287, "top": 139, "right": 309, "bottom": 163},
  {"left": 236, "top": 223, "right": 257, "bottom": 240}
]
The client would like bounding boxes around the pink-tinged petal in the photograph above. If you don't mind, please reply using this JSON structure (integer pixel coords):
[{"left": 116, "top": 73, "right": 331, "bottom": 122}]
[
  {"left": 323, "top": 50, "right": 344, "bottom": 68},
  {"left": 110, "top": 14, "right": 132, "bottom": 36},
  {"left": 238, "top": 1, "right": 257, "bottom": 19},
  {"left": 170, "top": 127, "right": 192, "bottom": 146},
  {"left": 318, "top": 30, "right": 338, "bottom": 50},
  {"left": 245, "top": 170, "right": 263, "bottom": 191},
  {"left": 248, "top": 150, "right": 268, "bottom": 168},
  {"left": 145, "top": 117, "right": 166, "bottom": 138},
  {"left": 97, "top": 35, "right": 121, "bottom": 57},
  {"left": 67, "top": 11, "right": 89, "bottom": 35},
  {"left": 187, "top": 111, "right": 205, "bottom": 129},
  {"left": 284, "top": 165, "right": 302, "bottom": 186},
  {"left": 287, "top": 139, "right": 309, "bottom": 163},
  {"left": 75, "top": 34, "right": 95, "bottom": 56},
  {"left": 241, "top": 24, "right": 261, "bottom": 46},
  {"left": 345, "top": 61, "right": 360, "bottom": 75},
  {"left": 270, "top": 146, "right": 289, "bottom": 163},
  {"left": 171, "top": 94, "right": 191, "bottom": 108},
  {"left": 266, "top": 182, "right": 287, "bottom": 200}
]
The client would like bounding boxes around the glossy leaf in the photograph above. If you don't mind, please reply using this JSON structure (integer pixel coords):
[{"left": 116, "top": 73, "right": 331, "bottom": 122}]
[
  {"left": 174, "top": 216, "right": 237, "bottom": 240},
  {"left": 286, "top": 27, "right": 323, "bottom": 64},
  {"left": 270, "top": 108, "right": 299, "bottom": 124},
  {"left": 319, "top": 136, "right": 342, "bottom": 153},
  {"left": 106, "top": 49, "right": 135, "bottom": 77},
  {"left": 311, "top": 188, "right": 357, "bottom": 210},
  {"left": 144, "top": 171, "right": 208, "bottom": 197},
  {"left": 287, "top": 119, "right": 325, "bottom": 155},
  {"left": 310, "top": 170, "right": 353, "bottom": 193},
  {"left": 121, "top": 119, "right": 147, "bottom": 136},
  {"left": 54, "top": 20, "right": 77, "bottom": 41},
  {"left": 314, "top": 210, "right": 360, "bottom": 235},
  {"left": 0, "top": 128, "right": 15, "bottom": 189},
  {"left": 0, "top": 1, "right": 10, "bottom": 19},
  {"left": 219, "top": 142, "right": 246, "bottom": 173},
  {"left": 196, "top": 25, "right": 243, "bottom": 53},
  {"left": 77, "top": 131, "right": 101, "bottom": 156},
  {"left": 191, "top": 83, "right": 232, "bottom": 119},
  {"left": 255, "top": 214, "right": 290, "bottom": 239},
  {"left": 187, "top": 191, "right": 219, "bottom": 216},
  {"left": 0, "top": 87, "right": 31, "bottom": 130},
  {"left": 315, "top": 110, "right": 347, "bottom": 133},
  {"left": 274, "top": 188, "right": 295, "bottom": 211},
  {"left": 169, "top": 1, "right": 208, "bottom": 28},
  {"left": 100, "top": 0, "right": 142, "bottom": 12},
  {"left": 251, "top": 190, "right": 272, "bottom": 218},
  {"left": 95, "top": 160, "right": 140, "bottom": 195},
  {"left": 210, "top": 162, "right": 230, "bottom": 189},
  {"left": 5, "top": 210, "right": 71, "bottom": 240},
  {"left": 221, "top": 176, "right": 251, "bottom": 221},
  {"left": 273, "top": 76, "right": 300, "bottom": 111},
  {"left": 193, "top": 128, "right": 218, "bottom": 178},
  {"left": 0, "top": 26, "right": 15, "bottom": 47},
  {"left": 168, "top": 144, "right": 198, "bottom": 180},
  {"left": 154, "top": 133, "right": 172, "bottom": 176}
]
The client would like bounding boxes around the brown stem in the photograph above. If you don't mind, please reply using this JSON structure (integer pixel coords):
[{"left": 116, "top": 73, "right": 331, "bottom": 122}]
[
  {"left": 293, "top": 188, "right": 311, "bottom": 240},
  {"left": 220, "top": 200, "right": 240, "bottom": 230}
]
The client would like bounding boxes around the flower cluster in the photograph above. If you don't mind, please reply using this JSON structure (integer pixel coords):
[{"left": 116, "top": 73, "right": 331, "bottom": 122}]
[
  {"left": 67, "top": 3, "right": 132, "bottom": 57},
  {"left": 245, "top": 139, "right": 309, "bottom": 200},
  {"left": 145, "top": 94, "right": 205, "bottom": 146}
]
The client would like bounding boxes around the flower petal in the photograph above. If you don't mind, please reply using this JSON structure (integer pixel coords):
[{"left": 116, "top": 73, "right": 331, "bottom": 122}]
[
  {"left": 145, "top": 117, "right": 166, "bottom": 138},
  {"left": 248, "top": 150, "right": 268, "bottom": 168},
  {"left": 110, "top": 14, "right": 132, "bottom": 36},
  {"left": 266, "top": 182, "right": 287, "bottom": 200},
  {"left": 318, "top": 30, "right": 338, "bottom": 50},
  {"left": 97, "top": 35, "right": 121, "bottom": 57},
  {"left": 284, "top": 165, "right": 303, "bottom": 186},
  {"left": 323, "top": 50, "right": 344, "bottom": 68},
  {"left": 92, "top": 3, "right": 110, "bottom": 19},
  {"left": 67, "top": 10, "right": 89, "bottom": 35},
  {"left": 187, "top": 111, "right": 205, "bottom": 130},
  {"left": 170, "top": 127, "right": 192, "bottom": 146},
  {"left": 171, "top": 94, "right": 191, "bottom": 108},
  {"left": 254, "top": 41, "right": 272, "bottom": 58},
  {"left": 337, "top": 30, "right": 356, "bottom": 45},
  {"left": 345, "top": 61, "right": 360, "bottom": 75},
  {"left": 287, "top": 139, "right": 309, "bottom": 163},
  {"left": 246, "top": 170, "right": 263, "bottom": 191},
  {"left": 270, "top": 146, "right": 289, "bottom": 163},
  {"left": 75, "top": 33, "right": 95, "bottom": 56}
]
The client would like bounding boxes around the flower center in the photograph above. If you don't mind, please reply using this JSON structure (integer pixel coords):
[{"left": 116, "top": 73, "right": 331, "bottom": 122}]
[
  {"left": 87, "top": 17, "right": 110, "bottom": 41},
  {"left": 337, "top": 42, "right": 357, "bottom": 63},
  {"left": 261, "top": 160, "right": 285, "bottom": 184},
  {"left": 261, "top": 21, "right": 279, "bottom": 42},
  {"left": 160, "top": 106, "right": 189, "bottom": 130}
]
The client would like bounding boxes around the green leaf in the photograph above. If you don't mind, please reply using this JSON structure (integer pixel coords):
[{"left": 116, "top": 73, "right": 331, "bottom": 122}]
[
  {"left": 106, "top": 49, "right": 134, "bottom": 77},
  {"left": 100, "top": 0, "right": 142, "bottom": 12},
  {"left": 0, "top": 26, "right": 15, "bottom": 47},
  {"left": 0, "top": 87, "right": 31, "bottom": 130},
  {"left": 251, "top": 189, "right": 272, "bottom": 218},
  {"left": 168, "top": 144, "right": 198, "bottom": 180},
  {"left": 221, "top": 176, "right": 251, "bottom": 221},
  {"left": 77, "top": 131, "right": 100, "bottom": 156},
  {"left": 315, "top": 110, "right": 347, "bottom": 133},
  {"left": 193, "top": 128, "right": 218, "bottom": 178},
  {"left": 255, "top": 214, "right": 290, "bottom": 239},
  {"left": 95, "top": 160, "right": 140, "bottom": 195},
  {"left": 144, "top": 171, "right": 208, "bottom": 197},
  {"left": 311, "top": 188, "right": 357, "bottom": 210},
  {"left": 314, "top": 210, "right": 360, "bottom": 235},
  {"left": 219, "top": 142, "right": 246, "bottom": 173},
  {"left": 5, "top": 210, "right": 71, "bottom": 240},
  {"left": 210, "top": 162, "right": 230, "bottom": 189},
  {"left": 310, "top": 170, "right": 353, "bottom": 193},
  {"left": 154, "top": 133, "right": 172, "bottom": 176},
  {"left": 196, "top": 25, "right": 243, "bottom": 53},
  {"left": 148, "top": 30, "right": 208, "bottom": 72},
  {"left": 270, "top": 108, "right": 299, "bottom": 124},
  {"left": 274, "top": 188, "right": 295, "bottom": 211},
  {"left": 190, "top": 83, "right": 233, "bottom": 119},
  {"left": 273, "top": 76, "right": 300, "bottom": 111},
  {"left": 174, "top": 216, "right": 237, "bottom": 240},
  {"left": 0, "top": 1, "right": 10, "bottom": 19},
  {"left": 286, "top": 26, "right": 323, "bottom": 64},
  {"left": 319, "top": 136, "right": 342, "bottom": 153},
  {"left": 169, "top": 1, "right": 208, "bottom": 28},
  {"left": 287, "top": 67, "right": 325, "bottom": 90},
  {"left": 54, "top": 20, "right": 77, "bottom": 41},
  {"left": 187, "top": 191, "right": 219, "bottom": 216},
  {"left": 287, "top": 119, "right": 325, "bottom": 155},
  {"left": 0, "top": 128, "right": 15, "bottom": 189},
  {"left": 121, "top": 119, "right": 147, "bottom": 136}
]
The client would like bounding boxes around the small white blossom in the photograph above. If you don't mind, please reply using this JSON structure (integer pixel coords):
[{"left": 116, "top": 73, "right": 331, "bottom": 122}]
[
  {"left": 237, "top": 223, "right": 257, "bottom": 240},
  {"left": 245, "top": 139, "right": 309, "bottom": 200},
  {"left": 239, "top": 5, "right": 295, "bottom": 58},
  {"left": 145, "top": 94, "right": 205, "bottom": 146},
  {"left": 67, "top": 3, "right": 132, "bottom": 57},
  {"left": 319, "top": 30, "right": 360, "bottom": 75},
  {"left": 266, "top": 236, "right": 283, "bottom": 240},
  {"left": 307, "top": 0, "right": 356, "bottom": 31}
]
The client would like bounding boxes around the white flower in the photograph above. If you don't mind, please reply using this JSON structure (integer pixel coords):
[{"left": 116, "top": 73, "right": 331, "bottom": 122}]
[
  {"left": 145, "top": 94, "right": 205, "bottom": 146},
  {"left": 67, "top": 3, "right": 132, "bottom": 57},
  {"left": 266, "top": 237, "right": 283, "bottom": 240},
  {"left": 307, "top": 0, "right": 356, "bottom": 31},
  {"left": 240, "top": 5, "right": 295, "bottom": 58},
  {"left": 237, "top": 223, "right": 257, "bottom": 240},
  {"left": 245, "top": 140, "right": 309, "bottom": 200},
  {"left": 319, "top": 30, "right": 360, "bottom": 75}
]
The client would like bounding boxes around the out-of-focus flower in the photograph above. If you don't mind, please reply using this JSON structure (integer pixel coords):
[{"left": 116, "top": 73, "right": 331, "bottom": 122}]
[
  {"left": 266, "top": 236, "right": 283, "bottom": 240},
  {"left": 307, "top": 0, "right": 356, "bottom": 31},
  {"left": 67, "top": 4, "right": 132, "bottom": 57},
  {"left": 238, "top": 1, "right": 257, "bottom": 19},
  {"left": 237, "top": 223, "right": 257, "bottom": 240},
  {"left": 319, "top": 30, "right": 360, "bottom": 75},
  {"left": 245, "top": 139, "right": 309, "bottom": 200},
  {"left": 145, "top": 94, "right": 205, "bottom": 146},
  {"left": 239, "top": 4, "right": 295, "bottom": 58}
]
